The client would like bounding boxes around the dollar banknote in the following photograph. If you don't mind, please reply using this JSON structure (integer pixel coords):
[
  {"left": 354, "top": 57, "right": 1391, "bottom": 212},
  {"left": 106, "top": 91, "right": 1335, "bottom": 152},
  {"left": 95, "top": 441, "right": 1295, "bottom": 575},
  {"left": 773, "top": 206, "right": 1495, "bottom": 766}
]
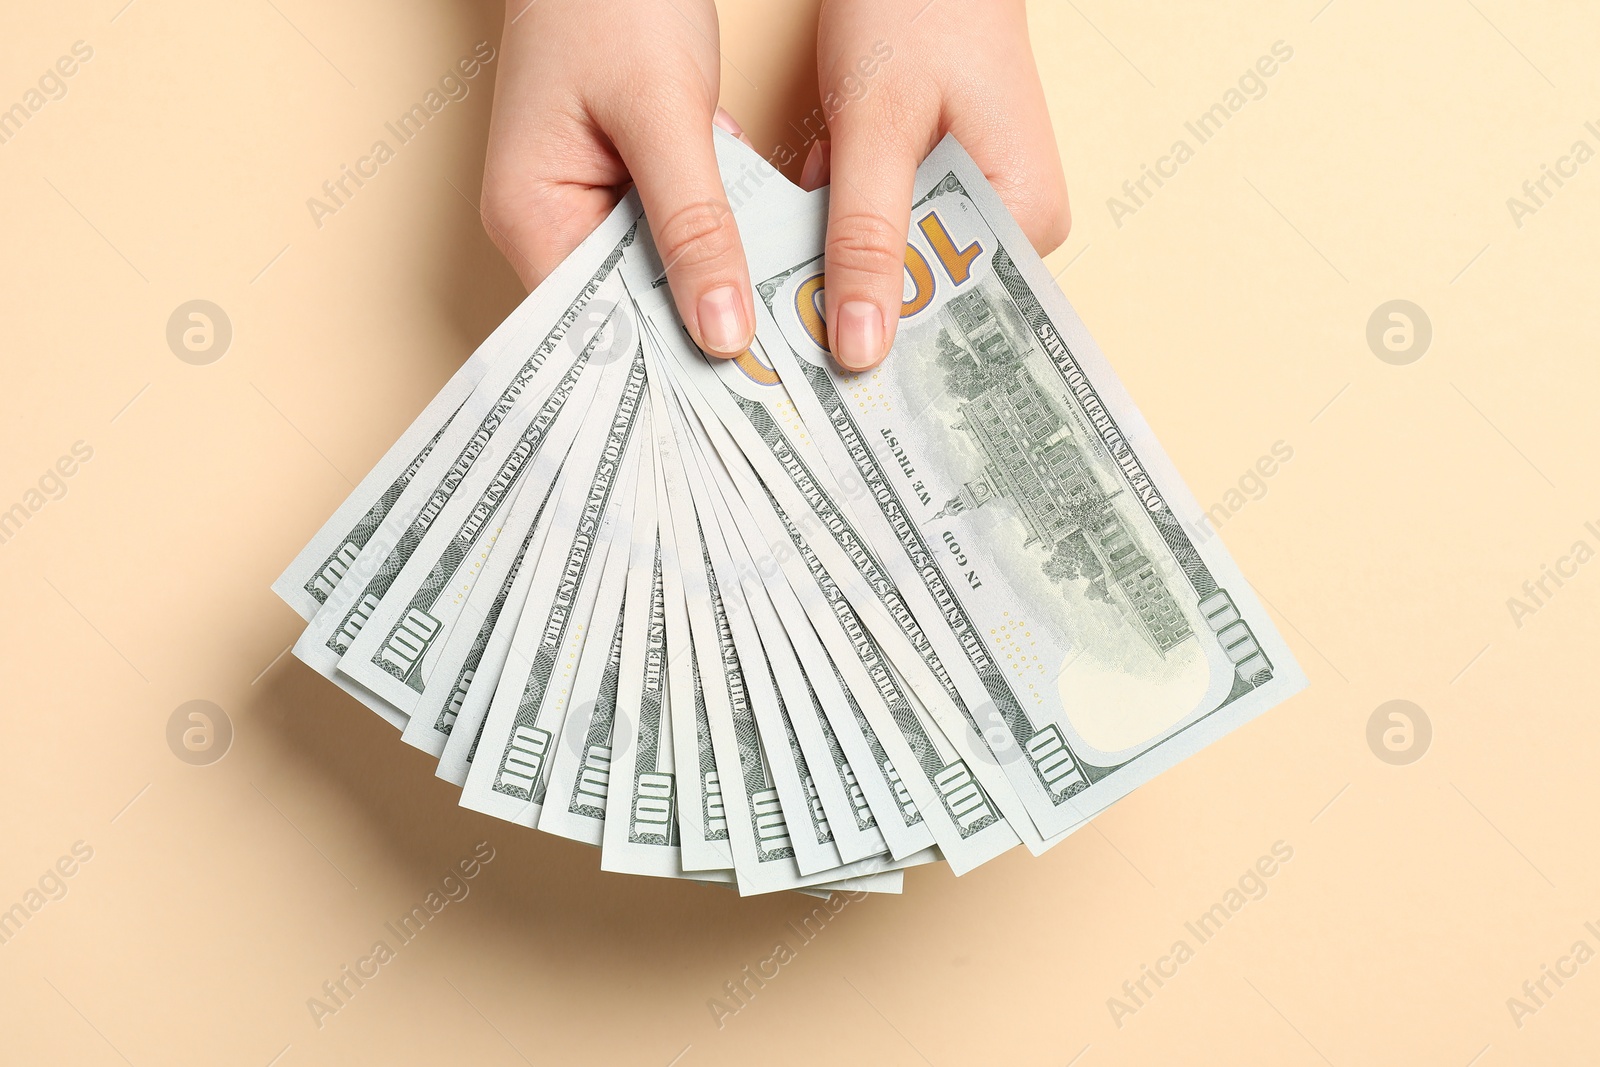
[
  {"left": 339, "top": 291, "right": 628, "bottom": 713},
  {"left": 673, "top": 349, "right": 1019, "bottom": 873},
  {"left": 396, "top": 475, "right": 555, "bottom": 758},
  {"left": 598, "top": 463, "right": 687, "bottom": 879},
  {"left": 672, "top": 394, "right": 890, "bottom": 868},
  {"left": 271, "top": 128, "right": 1301, "bottom": 899},
  {"left": 461, "top": 340, "right": 648, "bottom": 826},
  {"left": 755, "top": 136, "right": 1307, "bottom": 843},
  {"left": 536, "top": 444, "right": 654, "bottom": 846},
  {"left": 641, "top": 321, "right": 734, "bottom": 876},
  {"left": 434, "top": 469, "right": 567, "bottom": 786},
  {"left": 288, "top": 218, "right": 643, "bottom": 728},
  {"left": 270, "top": 195, "right": 642, "bottom": 622}
]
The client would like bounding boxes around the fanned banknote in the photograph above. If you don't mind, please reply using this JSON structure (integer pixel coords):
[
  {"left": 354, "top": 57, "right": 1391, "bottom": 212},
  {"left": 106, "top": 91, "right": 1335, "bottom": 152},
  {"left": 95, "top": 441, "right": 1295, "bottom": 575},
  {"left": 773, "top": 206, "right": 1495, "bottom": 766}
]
[{"left": 270, "top": 130, "right": 1301, "bottom": 896}]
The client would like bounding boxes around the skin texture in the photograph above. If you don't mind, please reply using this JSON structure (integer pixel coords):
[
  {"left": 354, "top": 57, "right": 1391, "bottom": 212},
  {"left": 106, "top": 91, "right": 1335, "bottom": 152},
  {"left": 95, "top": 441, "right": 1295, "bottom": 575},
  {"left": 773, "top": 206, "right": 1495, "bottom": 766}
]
[
  {"left": 481, "top": 0, "right": 754, "bottom": 356},
  {"left": 810, "top": 0, "right": 1069, "bottom": 369},
  {"left": 480, "top": 0, "right": 1068, "bottom": 372}
]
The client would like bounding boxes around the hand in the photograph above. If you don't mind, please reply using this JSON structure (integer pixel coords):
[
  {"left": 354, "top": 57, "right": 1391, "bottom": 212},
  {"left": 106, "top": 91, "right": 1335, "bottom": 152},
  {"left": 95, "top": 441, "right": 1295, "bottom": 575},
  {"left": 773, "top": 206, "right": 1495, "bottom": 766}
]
[
  {"left": 480, "top": 0, "right": 755, "bottom": 356},
  {"left": 806, "top": 0, "right": 1069, "bottom": 370}
]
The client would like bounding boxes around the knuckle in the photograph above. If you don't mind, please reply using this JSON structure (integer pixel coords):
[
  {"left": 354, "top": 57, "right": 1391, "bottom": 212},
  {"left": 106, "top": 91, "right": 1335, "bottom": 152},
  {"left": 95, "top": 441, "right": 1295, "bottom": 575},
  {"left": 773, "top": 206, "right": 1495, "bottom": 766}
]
[
  {"left": 653, "top": 199, "right": 737, "bottom": 272},
  {"left": 478, "top": 178, "right": 559, "bottom": 285},
  {"left": 479, "top": 179, "right": 526, "bottom": 249},
  {"left": 480, "top": 206, "right": 525, "bottom": 272},
  {"left": 479, "top": 200, "right": 512, "bottom": 250},
  {"left": 995, "top": 168, "right": 1072, "bottom": 254},
  {"left": 1049, "top": 200, "right": 1073, "bottom": 249},
  {"left": 1036, "top": 186, "right": 1072, "bottom": 252},
  {"left": 825, "top": 211, "right": 906, "bottom": 280}
]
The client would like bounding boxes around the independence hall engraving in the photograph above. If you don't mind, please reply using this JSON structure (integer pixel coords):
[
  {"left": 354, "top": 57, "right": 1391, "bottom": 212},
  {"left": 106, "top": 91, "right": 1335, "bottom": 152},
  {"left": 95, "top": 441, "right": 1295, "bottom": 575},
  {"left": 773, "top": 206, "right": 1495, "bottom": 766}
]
[{"left": 933, "top": 290, "right": 1192, "bottom": 656}]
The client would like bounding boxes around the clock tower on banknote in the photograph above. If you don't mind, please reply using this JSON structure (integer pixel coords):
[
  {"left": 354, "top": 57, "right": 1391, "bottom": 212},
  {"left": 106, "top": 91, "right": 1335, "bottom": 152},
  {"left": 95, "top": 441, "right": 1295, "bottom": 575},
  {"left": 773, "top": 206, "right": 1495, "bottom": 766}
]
[{"left": 935, "top": 290, "right": 1193, "bottom": 657}]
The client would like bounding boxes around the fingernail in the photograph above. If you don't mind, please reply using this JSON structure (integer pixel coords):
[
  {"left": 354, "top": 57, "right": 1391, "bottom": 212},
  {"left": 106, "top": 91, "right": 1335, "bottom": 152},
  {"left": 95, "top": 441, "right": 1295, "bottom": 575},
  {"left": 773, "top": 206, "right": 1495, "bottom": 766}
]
[
  {"left": 698, "top": 285, "right": 750, "bottom": 355},
  {"left": 713, "top": 107, "right": 744, "bottom": 137},
  {"left": 835, "top": 301, "right": 884, "bottom": 370},
  {"left": 799, "top": 139, "right": 830, "bottom": 190}
]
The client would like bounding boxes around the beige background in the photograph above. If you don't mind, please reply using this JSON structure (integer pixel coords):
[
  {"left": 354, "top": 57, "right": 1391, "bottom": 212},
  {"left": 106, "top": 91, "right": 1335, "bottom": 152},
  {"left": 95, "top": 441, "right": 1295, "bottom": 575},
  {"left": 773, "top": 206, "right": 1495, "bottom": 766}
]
[{"left": 2, "top": 0, "right": 1596, "bottom": 1063}]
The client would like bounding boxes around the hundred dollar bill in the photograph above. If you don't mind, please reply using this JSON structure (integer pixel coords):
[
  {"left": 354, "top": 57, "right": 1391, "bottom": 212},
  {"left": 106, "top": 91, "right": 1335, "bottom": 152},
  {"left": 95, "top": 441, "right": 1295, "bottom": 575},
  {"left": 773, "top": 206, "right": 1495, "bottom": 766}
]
[
  {"left": 432, "top": 467, "right": 569, "bottom": 783},
  {"left": 635, "top": 280, "right": 1019, "bottom": 874},
  {"left": 271, "top": 195, "right": 644, "bottom": 622},
  {"left": 339, "top": 281, "right": 630, "bottom": 711},
  {"left": 642, "top": 326, "right": 733, "bottom": 876},
  {"left": 663, "top": 372, "right": 841, "bottom": 885},
  {"left": 697, "top": 450, "right": 928, "bottom": 864},
  {"left": 461, "top": 340, "right": 649, "bottom": 826},
  {"left": 290, "top": 224, "right": 644, "bottom": 727},
  {"left": 652, "top": 289, "right": 1050, "bottom": 866},
  {"left": 761, "top": 135, "right": 1307, "bottom": 841},
  {"left": 509, "top": 441, "right": 634, "bottom": 828},
  {"left": 538, "top": 433, "right": 656, "bottom": 845},
  {"left": 272, "top": 127, "right": 785, "bottom": 627},
  {"left": 598, "top": 486, "right": 683, "bottom": 878},
  {"left": 536, "top": 599, "right": 626, "bottom": 842},
  {"left": 508, "top": 408, "right": 636, "bottom": 839},
  {"left": 397, "top": 475, "right": 555, "bottom": 757},
  {"left": 455, "top": 476, "right": 629, "bottom": 824},
  {"left": 672, "top": 394, "right": 891, "bottom": 868},
  {"left": 657, "top": 362, "right": 915, "bottom": 894}
]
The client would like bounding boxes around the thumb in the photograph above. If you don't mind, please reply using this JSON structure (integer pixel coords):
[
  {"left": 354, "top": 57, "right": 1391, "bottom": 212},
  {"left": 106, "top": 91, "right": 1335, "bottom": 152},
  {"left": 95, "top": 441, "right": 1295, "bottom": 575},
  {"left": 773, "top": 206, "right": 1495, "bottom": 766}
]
[
  {"left": 821, "top": 116, "right": 922, "bottom": 371},
  {"left": 610, "top": 108, "right": 754, "bottom": 357},
  {"left": 480, "top": 174, "right": 619, "bottom": 292}
]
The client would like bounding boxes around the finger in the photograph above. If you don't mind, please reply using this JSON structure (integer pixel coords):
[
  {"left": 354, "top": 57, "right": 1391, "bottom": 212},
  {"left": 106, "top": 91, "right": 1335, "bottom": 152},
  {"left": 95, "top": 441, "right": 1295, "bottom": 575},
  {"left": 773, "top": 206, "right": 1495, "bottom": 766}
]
[
  {"left": 799, "top": 138, "right": 831, "bottom": 191},
  {"left": 951, "top": 114, "right": 1070, "bottom": 258},
  {"left": 480, "top": 172, "right": 620, "bottom": 291},
  {"left": 822, "top": 113, "right": 924, "bottom": 371},
  {"left": 609, "top": 105, "right": 755, "bottom": 357},
  {"left": 947, "top": 70, "right": 1070, "bottom": 254},
  {"left": 713, "top": 105, "right": 755, "bottom": 150},
  {"left": 1012, "top": 136, "right": 1071, "bottom": 256}
]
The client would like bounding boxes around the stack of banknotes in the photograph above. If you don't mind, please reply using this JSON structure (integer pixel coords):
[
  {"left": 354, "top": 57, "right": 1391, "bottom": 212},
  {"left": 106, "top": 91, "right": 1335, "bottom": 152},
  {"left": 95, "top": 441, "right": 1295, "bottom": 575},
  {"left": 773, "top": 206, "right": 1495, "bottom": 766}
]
[{"left": 273, "top": 132, "right": 1306, "bottom": 897}]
